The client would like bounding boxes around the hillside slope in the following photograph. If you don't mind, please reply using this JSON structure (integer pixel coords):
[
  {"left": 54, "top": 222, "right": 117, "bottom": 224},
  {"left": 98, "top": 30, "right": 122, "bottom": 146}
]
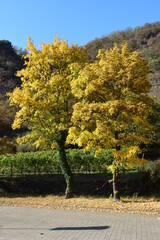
[{"left": 0, "top": 40, "right": 24, "bottom": 137}]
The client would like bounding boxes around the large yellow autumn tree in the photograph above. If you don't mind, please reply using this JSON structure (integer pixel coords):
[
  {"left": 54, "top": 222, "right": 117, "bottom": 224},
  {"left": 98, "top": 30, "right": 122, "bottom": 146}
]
[
  {"left": 8, "top": 37, "right": 86, "bottom": 198},
  {"left": 68, "top": 44, "right": 153, "bottom": 201}
]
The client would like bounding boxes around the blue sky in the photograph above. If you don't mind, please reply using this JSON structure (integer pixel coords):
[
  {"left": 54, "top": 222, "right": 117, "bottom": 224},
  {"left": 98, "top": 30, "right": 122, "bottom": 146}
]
[{"left": 0, "top": 0, "right": 160, "bottom": 49}]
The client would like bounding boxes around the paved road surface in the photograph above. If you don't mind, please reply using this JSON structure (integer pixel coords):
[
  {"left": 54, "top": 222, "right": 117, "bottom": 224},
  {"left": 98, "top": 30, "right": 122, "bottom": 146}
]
[{"left": 0, "top": 206, "right": 160, "bottom": 240}]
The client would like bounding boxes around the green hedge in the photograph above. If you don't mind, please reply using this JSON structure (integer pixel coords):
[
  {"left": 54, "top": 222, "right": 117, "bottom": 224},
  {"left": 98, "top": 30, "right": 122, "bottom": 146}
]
[
  {"left": 139, "top": 159, "right": 160, "bottom": 182},
  {"left": 0, "top": 149, "right": 114, "bottom": 177}
]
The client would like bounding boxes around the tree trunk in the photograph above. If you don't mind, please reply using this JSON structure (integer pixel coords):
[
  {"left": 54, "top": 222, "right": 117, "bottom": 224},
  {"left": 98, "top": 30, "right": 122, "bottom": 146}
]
[
  {"left": 113, "top": 167, "right": 120, "bottom": 201},
  {"left": 113, "top": 131, "right": 120, "bottom": 201},
  {"left": 56, "top": 130, "right": 73, "bottom": 198}
]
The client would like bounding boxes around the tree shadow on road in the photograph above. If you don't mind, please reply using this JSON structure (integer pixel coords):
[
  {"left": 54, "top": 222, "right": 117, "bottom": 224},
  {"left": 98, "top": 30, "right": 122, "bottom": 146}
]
[{"left": 50, "top": 226, "right": 110, "bottom": 231}]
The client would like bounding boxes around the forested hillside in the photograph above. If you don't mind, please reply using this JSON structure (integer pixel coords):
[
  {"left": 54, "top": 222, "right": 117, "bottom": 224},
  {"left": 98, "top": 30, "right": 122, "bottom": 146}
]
[
  {"left": 0, "top": 40, "right": 24, "bottom": 138},
  {"left": 0, "top": 40, "right": 24, "bottom": 97},
  {"left": 85, "top": 21, "right": 160, "bottom": 98}
]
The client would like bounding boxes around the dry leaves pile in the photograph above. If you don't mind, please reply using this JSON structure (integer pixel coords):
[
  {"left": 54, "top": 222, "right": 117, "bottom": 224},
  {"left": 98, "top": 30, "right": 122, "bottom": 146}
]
[{"left": 0, "top": 195, "right": 159, "bottom": 215}]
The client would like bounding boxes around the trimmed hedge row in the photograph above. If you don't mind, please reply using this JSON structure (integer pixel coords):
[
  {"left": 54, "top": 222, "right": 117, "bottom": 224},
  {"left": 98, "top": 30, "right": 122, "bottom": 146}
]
[{"left": 0, "top": 149, "right": 114, "bottom": 177}]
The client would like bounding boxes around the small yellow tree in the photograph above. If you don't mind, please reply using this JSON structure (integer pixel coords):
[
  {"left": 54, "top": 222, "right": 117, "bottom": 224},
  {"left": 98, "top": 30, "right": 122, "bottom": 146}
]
[
  {"left": 8, "top": 37, "right": 86, "bottom": 198},
  {"left": 68, "top": 44, "right": 153, "bottom": 201}
]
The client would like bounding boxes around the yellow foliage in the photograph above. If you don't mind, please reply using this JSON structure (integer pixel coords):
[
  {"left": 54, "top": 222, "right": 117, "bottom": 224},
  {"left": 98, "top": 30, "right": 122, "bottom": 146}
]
[
  {"left": 8, "top": 36, "right": 86, "bottom": 149},
  {"left": 69, "top": 44, "right": 153, "bottom": 170}
]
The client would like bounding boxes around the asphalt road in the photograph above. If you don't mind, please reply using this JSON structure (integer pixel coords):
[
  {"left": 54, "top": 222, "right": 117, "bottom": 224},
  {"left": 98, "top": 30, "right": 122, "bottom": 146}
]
[{"left": 0, "top": 206, "right": 160, "bottom": 240}]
